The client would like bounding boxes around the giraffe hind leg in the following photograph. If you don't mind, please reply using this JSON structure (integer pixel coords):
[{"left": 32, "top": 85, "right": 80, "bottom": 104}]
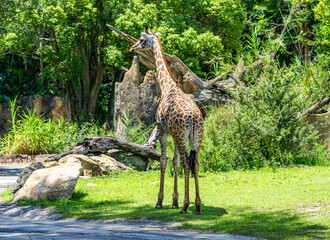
[
  {"left": 189, "top": 150, "right": 196, "bottom": 177},
  {"left": 177, "top": 144, "right": 190, "bottom": 214},
  {"left": 172, "top": 145, "right": 179, "bottom": 209},
  {"left": 191, "top": 127, "right": 203, "bottom": 215},
  {"left": 193, "top": 154, "right": 201, "bottom": 215}
]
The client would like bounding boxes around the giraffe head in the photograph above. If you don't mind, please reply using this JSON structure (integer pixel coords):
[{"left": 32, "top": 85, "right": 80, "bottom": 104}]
[{"left": 130, "top": 28, "right": 161, "bottom": 52}]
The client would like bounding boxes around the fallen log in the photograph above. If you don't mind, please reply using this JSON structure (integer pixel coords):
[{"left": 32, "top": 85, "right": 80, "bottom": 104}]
[{"left": 46, "top": 136, "right": 161, "bottom": 162}]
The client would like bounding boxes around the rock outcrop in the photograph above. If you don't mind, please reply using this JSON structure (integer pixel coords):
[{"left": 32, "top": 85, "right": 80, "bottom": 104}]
[
  {"left": 106, "top": 150, "right": 147, "bottom": 170},
  {"left": 114, "top": 57, "right": 159, "bottom": 137},
  {"left": 90, "top": 154, "right": 132, "bottom": 171},
  {"left": 45, "top": 153, "right": 132, "bottom": 174},
  {"left": 45, "top": 154, "right": 108, "bottom": 176}
]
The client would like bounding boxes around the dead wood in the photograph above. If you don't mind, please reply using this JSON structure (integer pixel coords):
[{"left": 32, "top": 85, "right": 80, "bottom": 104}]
[
  {"left": 298, "top": 96, "right": 330, "bottom": 118},
  {"left": 106, "top": 24, "right": 270, "bottom": 109},
  {"left": 46, "top": 136, "right": 161, "bottom": 162},
  {"left": 106, "top": 24, "right": 237, "bottom": 94}
]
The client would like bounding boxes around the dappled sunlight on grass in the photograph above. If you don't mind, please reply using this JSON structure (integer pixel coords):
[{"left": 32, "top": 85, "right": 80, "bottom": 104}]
[{"left": 15, "top": 167, "right": 330, "bottom": 239}]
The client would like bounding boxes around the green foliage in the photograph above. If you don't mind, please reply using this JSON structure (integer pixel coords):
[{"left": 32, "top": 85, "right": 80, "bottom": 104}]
[
  {"left": 113, "top": 0, "right": 246, "bottom": 75},
  {"left": 242, "top": 0, "right": 317, "bottom": 63},
  {"left": 313, "top": 0, "right": 330, "bottom": 68},
  {"left": 1, "top": 110, "right": 74, "bottom": 154},
  {"left": 157, "top": 26, "right": 223, "bottom": 75},
  {"left": 96, "top": 81, "right": 113, "bottom": 124},
  {"left": 200, "top": 67, "right": 329, "bottom": 171},
  {"left": 288, "top": 56, "right": 330, "bottom": 108},
  {"left": 0, "top": 0, "right": 246, "bottom": 85}
]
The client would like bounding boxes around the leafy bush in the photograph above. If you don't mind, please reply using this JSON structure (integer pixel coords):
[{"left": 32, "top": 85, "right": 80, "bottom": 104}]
[{"left": 199, "top": 68, "right": 329, "bottom": 171}]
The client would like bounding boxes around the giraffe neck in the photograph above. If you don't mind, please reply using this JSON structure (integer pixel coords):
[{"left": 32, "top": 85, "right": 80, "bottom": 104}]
[{"left": 152, "top": 36, "right": 179, "bottom": 93}]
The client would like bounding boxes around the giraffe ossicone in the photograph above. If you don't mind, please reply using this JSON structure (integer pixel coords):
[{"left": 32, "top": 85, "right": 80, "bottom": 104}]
[{"left": 130, "top": 29, "right": 204, "bottom": 214}]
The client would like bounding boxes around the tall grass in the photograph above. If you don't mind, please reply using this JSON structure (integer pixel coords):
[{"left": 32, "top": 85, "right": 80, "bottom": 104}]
[
  {"left": 120, "top": 107, "right": 155, "bottom": 145},
  {"left": 0, "top": 104, "right": 110, "bottom": 155}
]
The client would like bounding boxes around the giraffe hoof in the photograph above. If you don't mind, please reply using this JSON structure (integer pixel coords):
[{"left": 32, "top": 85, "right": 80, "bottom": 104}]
[
  {"left": 155, "top": 204, "right": 163, "bottom": 209},
  {"left": 195, "top": 206, "right": 201, "bottom": 215}
]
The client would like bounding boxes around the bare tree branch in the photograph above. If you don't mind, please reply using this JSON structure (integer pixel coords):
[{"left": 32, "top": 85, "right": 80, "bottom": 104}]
[{"left": 298, "top": 96, "right": 330, "bottom": 117}]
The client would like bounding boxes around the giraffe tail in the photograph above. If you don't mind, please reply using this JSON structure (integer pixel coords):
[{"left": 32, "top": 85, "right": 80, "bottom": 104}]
[{"left": 189, "top": 150, "right": 196, "bottom": 177}]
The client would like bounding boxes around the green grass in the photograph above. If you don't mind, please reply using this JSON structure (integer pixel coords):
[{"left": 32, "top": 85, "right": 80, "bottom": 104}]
[{"left": 2, "top": 166, "right": 329, "bottom": 239}]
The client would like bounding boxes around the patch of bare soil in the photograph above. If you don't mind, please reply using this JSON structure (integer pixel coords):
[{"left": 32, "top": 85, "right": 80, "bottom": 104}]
[{"left": 297, "top": 205, "right": 330, "bottom": 216}]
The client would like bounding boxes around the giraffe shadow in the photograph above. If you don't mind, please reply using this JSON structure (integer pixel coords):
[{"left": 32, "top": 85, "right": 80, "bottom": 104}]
[{"left": 122, "top": 203, "right": 228, "bottom": 222}]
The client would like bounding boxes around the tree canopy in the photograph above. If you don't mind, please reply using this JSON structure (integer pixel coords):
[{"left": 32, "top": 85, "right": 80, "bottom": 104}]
[{"left": 0, "top": 0, "right": 329, "bottom": 119}]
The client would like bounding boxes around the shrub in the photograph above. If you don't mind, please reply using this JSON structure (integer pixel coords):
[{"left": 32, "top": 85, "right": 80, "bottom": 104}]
[{"left": 199, "top": 68, "right": 329, "bottom": 171}]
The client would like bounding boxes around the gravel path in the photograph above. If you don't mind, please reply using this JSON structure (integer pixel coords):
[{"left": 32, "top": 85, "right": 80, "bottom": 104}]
[
  {"left": 0, "top": 203, "right": 260, "bottom": 240},
  {"left": 0, "top": 165, "right": 26, "bottom": 195}
]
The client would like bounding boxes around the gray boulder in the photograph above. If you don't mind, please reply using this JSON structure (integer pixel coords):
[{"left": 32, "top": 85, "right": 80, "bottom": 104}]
[{"left": 13, "top": 161, "right": 82, "bottom": 201}]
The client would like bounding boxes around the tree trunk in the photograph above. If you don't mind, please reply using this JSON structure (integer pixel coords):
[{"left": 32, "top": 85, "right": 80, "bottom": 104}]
[
  {"left": 66, "top": 80, "right": 82, "bottom": 119},
  {"left": 108, "top": 66, "right": 124, "bottom": 129},
  {"left": 68, "top": 21, "right": 105, "bottom": 119}
]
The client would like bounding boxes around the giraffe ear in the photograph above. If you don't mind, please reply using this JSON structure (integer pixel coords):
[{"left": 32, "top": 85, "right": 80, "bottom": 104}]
[
  {"left": 141, "top": 32, "right": 152, "bottom": 40},
  {"left": 155, "top": 32, "right": 161, "bottom": 37}
]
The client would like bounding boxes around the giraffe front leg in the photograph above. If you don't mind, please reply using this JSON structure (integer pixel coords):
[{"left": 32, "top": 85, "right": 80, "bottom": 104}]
[
  {"left": 156, "top": 133, "right": 167, "bottom": 209},
  {"left": 172, "top": 145, "right": 179, "bottom": 209}
]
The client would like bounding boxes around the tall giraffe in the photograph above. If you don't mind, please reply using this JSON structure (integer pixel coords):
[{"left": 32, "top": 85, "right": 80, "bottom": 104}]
[{"left": 130, "top": 28, "right": 204, "bottom": 214}]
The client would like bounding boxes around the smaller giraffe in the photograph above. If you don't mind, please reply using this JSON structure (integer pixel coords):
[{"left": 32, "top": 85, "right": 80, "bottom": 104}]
[{"left": 130, "top": 27, "right": 204, "bottom": 214}]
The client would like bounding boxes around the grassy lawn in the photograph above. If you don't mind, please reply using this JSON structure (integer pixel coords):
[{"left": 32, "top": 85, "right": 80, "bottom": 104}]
[{"left": 1, "top": 166, "right": 329, "bottom": 239}]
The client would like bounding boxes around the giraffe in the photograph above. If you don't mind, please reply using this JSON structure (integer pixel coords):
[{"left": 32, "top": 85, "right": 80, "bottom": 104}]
[{"left": 130, "top": 27, "right": 204, "bottom": 214}]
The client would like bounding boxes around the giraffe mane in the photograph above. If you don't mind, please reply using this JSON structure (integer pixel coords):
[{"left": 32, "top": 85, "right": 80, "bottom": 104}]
[{"left": 155, "top": 35, "right": 180, "bottom": 88}]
